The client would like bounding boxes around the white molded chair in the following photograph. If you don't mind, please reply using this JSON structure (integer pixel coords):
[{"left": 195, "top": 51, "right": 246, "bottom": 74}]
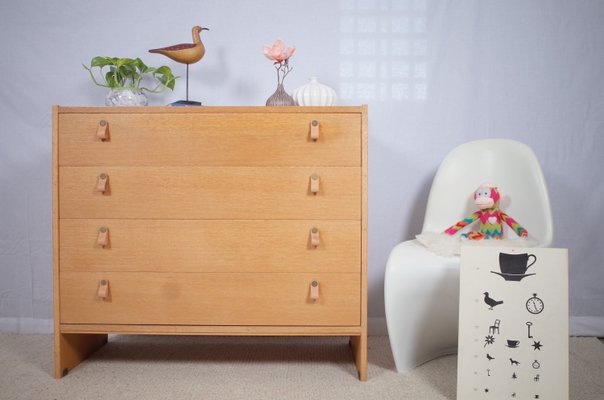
[{"left": 384, "top": 139, "right": 553, "bottom": 373}]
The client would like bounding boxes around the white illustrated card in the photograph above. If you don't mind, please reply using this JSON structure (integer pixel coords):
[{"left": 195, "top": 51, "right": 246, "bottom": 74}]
[{"left": 457, "top": 246, "right": 569, "bottom": 400}]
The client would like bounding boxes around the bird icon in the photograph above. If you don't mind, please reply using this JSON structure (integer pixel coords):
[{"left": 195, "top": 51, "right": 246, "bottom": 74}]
[
  {"left": 149, "top": 26, "right": 209, "bottom": 64},
  {"left": 486, "top": 353, "right": 495, "bottom": 361},
  {"left": 483, "top": 292, "right": 504, "bottom": 309},
  {"left": 149, "top": 25, "right": 209, "bottom": 105}
]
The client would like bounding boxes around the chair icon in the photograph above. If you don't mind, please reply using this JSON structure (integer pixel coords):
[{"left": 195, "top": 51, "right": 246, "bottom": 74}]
[{"left": 489, "top": 319, "right": 501, "bottom": 335}]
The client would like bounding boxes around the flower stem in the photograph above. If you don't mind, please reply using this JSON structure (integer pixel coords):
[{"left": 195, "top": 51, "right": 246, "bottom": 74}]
[{"left": 273, "top": 61, "right": 293, "bottom": 86}]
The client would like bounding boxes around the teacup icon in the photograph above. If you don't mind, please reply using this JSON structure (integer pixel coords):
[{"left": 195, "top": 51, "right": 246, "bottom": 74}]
[
  {"left": 506, "top": 339, "right": 520, "bottom": 348},
  {"left": 491, "top": 253, "right": 537, "bottom": 281}
]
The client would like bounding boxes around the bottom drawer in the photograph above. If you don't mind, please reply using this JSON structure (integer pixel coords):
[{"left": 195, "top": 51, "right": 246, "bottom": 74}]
[{"left": 60, "top": 272, "right": 360, "bottom": 326}]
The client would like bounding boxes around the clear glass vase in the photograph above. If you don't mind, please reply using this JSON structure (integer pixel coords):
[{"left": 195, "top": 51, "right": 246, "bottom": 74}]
[
  {"left": 105, "top": 89, "right": 148, "bottom": 106},
  {"left": 265, "top": 83, "right": 296, "bottom": 106}
]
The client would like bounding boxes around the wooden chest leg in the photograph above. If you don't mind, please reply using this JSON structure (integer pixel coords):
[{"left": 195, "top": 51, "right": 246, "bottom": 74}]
[
  {"left": 350, "top": 334, "right": 367, "bottom": 381},
  {"left": 54, "top": 333, "right": 108, "bottom": 378}
]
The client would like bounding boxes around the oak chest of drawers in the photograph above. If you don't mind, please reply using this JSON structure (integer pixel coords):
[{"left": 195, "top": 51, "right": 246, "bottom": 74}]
[{"left": 52, "top": 106, "right": 368, "bottom": 379}]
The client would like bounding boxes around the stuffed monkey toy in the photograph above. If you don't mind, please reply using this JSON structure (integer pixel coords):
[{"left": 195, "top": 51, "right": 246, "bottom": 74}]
[{"left": 444, "top": 183, "right": 528, "bottom": 240}]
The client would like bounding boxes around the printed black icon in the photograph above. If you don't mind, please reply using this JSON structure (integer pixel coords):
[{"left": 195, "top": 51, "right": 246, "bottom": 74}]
[
  {"left": 484, "top": 292, "right": 504, "bottom": 309},
  {"left": 491, "top": 252, "right": 537, "bottom": 281},
  {"left": 512, "top": 372, "right": 518, "bottom": 379},
  {"left": 534, "top": 374, "right": 540, "bottom": 382},
  {"left": 511, "top": 393, "right": 516, "bottom": 398},
  {"left": 489, "top": 319, "right": 501, "bottom": 335},
  {"left": 526, "top": 293, "right": 544, "bottom": 314},
  {"left": 506, "top": 339, "right": 520, "bottom": 349},
  {"left": 532, "top": 360, "right": 541, "bottom": 369},
  {"left": 509, "top": 358, "right": 520, "bottom": 366},
  {"left": 486, "top": 353, "right": 495, "bottom": 361},
  {"left": 484, "top": 335, "right": 496, "bottom": 347},
  {"left": 485, "top": 388, "right": 490, "bottom": 393},
  {"left": 487, "top": 369, "right": 491, "bottom": 376},
  {"left": 535, "top": 395, "right": 540, "bottom": 399},
  {"left": 532, "top": 341, "right": 543, "bottom": 351},
  {"left": 526, "top": 321, "right": 533, "bottom": 338}
]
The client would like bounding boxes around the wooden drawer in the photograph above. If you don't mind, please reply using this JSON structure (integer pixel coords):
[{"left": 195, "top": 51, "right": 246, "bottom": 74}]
[
  {"left": 58, "top": 113, "right": 361, "bottom": 167},
  {"left": 59, "top": 166, "right": 361, "bottom": 220},
  {"left": 60, "top": 272, "right": 361, "bottom": 326},
  {"left": 60, "top": 219, "right": 361, "bottom": 273}
]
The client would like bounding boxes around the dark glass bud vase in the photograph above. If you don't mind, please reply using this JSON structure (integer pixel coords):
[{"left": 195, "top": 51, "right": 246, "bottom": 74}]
[{"left": 266, "top": 83, "right": 296, "bottom": 106}]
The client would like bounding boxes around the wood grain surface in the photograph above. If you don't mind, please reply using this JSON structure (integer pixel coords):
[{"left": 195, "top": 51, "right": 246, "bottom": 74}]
[
  {"left": 59, "top": 113, "right": 360, "bottom": 166},
  {"left": 60, "top": 219, "right": 360, "bottom": 273},
  {"left": 60, "top": 272, "right": 361, "bottom": 326},
  {"left": 59, "top": 166, "right": 361, "bottom": 220}
]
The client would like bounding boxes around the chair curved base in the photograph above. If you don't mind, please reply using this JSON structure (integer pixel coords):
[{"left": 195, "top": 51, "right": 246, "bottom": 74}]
[{"left": 384, "top": 240, "right": 460, "bottom": 373}]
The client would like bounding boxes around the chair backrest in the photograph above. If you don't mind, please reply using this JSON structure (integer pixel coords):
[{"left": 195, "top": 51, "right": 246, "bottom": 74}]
[{"left": 422, "top": 139, "right": 553, "bottom": 246}]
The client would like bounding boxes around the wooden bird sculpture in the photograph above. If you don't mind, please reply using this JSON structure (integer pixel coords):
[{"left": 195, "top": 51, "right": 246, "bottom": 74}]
[
  {"left": 149, "top": 26, "right": 208, "bottom": 64},
  {"left": 149, "top": 25, "right": 209, "bottom": 105}
]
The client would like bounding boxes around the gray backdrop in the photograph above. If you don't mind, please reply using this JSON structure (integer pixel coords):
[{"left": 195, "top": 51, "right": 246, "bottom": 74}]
[{"left": 1, "top": 0, "right": 602, "bottom": 335}]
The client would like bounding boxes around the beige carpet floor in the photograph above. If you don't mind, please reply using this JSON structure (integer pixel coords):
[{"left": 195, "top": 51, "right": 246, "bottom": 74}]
[{"left": 0, "top": 334, "right": 602, "bottom": 400}]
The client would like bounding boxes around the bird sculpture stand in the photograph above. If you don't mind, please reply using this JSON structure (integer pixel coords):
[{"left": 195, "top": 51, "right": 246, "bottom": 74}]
[{"left": 149, "top": 25, "right": 208, "bottom": 106}]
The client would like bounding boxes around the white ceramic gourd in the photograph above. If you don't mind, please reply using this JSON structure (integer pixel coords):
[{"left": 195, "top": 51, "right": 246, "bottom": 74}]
[{"left": 293, "top": 77, "right": 337, "bottom": 106}]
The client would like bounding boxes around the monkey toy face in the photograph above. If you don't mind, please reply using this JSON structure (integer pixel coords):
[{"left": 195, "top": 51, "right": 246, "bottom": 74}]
[{"left": 474, "top": 185, "right": 500, "bottom": 209}]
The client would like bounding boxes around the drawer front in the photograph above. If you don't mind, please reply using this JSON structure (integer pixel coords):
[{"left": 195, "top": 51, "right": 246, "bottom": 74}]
[
  {"left": 60, "top": 219, "right": 361, "bottom": 273},
  {"left": 59, "top": 167, "right": 360, "bottom": 220},
  {"left": 60, "top": 272, "right": 361, "bottom": 326},
  {"left": 58, "top": 113, "right": 361, "bottom": 166}
]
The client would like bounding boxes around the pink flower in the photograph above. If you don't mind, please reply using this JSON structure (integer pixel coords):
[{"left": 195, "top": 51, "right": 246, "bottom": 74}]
[{"left": 263, "top": 39, "right": 296, "bottom": 63}]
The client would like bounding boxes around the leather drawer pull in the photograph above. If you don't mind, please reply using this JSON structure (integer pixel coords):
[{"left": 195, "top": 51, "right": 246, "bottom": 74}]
[
  {"left": 96, "top": 173, "right": 109, "bottom": 193},
  {"left": 310, "top": 174, "right": 320, "bottom": 195},
  {"left": 310, "top": 281, "right": 320, "bottom": 301},
  {"left": 310, "top": 227, "right": 320, "bottom": 247},
  {"left": 96, "top": 120, "right": 109, "bottom": 141},
  {"left": 97, "top": 280, "right": 109, "bottom": 300},
  {"left": 310, "top": 120, "right": 320, "bottom": 141},
  {"left": 97, "top": 226, "right": 109, "bottom": 247}
]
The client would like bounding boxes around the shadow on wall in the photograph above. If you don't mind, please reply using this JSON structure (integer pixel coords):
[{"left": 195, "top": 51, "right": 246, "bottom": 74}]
[
  {"left": 195, "top": 46, "right": 229, "bottom": 87},
  {"left": 0, "top": 154, "right": 53, "bottom": 322},
  {"left": 183, "top": 45, "right": 259, "bottom": 105},
  {"left": 366, "top": 130, "right": 436, "bottom": 319},
  {"left": 404, "top": 171, "right": 434, "bottom": 240}
]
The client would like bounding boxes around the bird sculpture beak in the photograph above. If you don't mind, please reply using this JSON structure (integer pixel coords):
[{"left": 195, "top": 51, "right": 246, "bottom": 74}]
[{"left": 202, "top": 27, "right": 209, "bottom": 31}]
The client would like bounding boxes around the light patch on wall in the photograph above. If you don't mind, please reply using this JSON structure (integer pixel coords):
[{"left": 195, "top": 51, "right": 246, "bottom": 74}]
[
  {"left": 340, "top": 16, "right": 356, "bottom": 33},
  {"left": 358, "top": 61, "right": 377, "bottom": 78},
  {"left": 340, "top": 61, "right": 356, "bottom": 78},
  {"left": 358, "top": 39, "right": 377, "bottom": 56},
  {"left": 339, "top": 0, "right": 428, "bottom": 102}
]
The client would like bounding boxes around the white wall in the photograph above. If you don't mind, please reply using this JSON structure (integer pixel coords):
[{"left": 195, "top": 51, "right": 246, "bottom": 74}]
[{"left": 1, "top": 0, "right": 602, "bottom": 335}]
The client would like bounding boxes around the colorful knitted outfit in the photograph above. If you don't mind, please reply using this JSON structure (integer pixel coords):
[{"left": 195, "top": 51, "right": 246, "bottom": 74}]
[{"left": 444, "top": 185, "right": 527, "bottom": 240}]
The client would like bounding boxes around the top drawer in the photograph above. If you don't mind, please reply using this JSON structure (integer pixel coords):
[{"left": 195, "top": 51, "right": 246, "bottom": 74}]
[{"left": 58, "top": 113, "right": 361, "bottom": 166}]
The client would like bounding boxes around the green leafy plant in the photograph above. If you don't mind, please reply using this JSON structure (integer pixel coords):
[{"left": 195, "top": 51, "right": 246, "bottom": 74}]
[{"left": 83, "top": 56, "right": 177, "bottom": 93}]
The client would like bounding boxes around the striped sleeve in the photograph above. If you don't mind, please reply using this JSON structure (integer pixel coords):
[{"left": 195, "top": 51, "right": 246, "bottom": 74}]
[
  {"left": 500, "top": 212, "right": 528, "bottom": 237},
  {"left": 444, "top": 212, "right": 480, "bottom": 235}
]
